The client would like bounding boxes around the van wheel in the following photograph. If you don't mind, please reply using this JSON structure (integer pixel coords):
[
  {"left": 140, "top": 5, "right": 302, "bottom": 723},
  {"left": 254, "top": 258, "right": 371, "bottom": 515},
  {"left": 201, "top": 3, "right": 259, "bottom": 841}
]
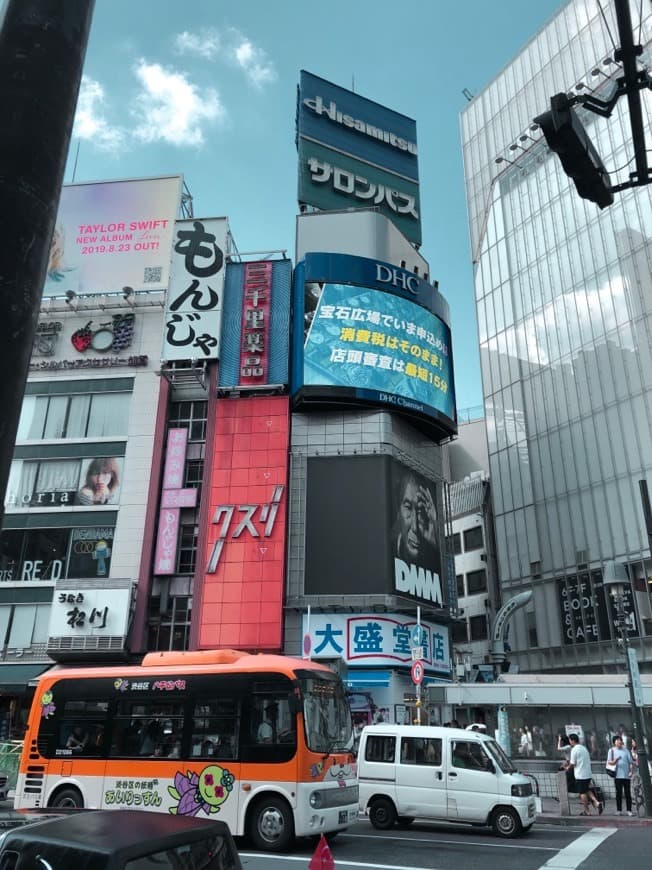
[
  {"left": 248, "top": 795, "right": 294, "bottom": 852},
  {"left": 492, "top": 806, "right": 522, "bottom": 838},
  {"left": 50, "top": 787, "right": 83, "bottom": 809},
  {"left": 397, "top": 816, "right": 415, "bottom": 827},
  {"left": 369, "top": 797, "right": 397, "bottom": 830}
]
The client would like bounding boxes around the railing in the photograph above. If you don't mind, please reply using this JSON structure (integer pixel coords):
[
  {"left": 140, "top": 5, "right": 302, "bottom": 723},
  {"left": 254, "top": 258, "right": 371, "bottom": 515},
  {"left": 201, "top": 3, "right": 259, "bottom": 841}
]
[{"left": 0, "top": 741, "right": 23, "bottom": 792}]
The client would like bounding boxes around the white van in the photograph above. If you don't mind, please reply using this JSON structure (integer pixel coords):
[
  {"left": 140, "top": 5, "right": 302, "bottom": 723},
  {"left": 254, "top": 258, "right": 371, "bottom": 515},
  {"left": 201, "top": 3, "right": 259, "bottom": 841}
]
[{"left": 357, "top": 724, "right": 537, "bottom": 838}]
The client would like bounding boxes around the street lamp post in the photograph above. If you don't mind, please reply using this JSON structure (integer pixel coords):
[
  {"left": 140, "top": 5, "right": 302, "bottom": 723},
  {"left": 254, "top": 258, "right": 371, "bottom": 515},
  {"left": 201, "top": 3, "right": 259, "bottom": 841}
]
[{"left": 602, "top": 561, "right": 652, "bottom": 817}]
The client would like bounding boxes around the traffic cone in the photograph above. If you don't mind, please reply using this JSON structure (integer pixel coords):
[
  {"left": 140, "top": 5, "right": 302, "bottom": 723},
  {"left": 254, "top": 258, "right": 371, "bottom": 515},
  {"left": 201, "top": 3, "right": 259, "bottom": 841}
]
[{"left": 308, "top": 833, "right": 335, "bottom": 869}]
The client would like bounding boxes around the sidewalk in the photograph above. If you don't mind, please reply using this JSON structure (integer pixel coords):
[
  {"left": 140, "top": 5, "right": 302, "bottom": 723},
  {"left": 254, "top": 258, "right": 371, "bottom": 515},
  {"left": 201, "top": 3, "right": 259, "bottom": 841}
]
[{"left": 539, "top": 795, "right": 652, "bottom": 827}]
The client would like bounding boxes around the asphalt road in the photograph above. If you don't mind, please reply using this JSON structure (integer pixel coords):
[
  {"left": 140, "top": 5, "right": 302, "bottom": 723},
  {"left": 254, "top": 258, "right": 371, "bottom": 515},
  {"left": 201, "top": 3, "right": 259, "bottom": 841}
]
[
  {"left": 4, "top": 800, "right": 647, "bottom": 869},
  {"left": 238, "top": 818, "right": 648, "bottom": 870}
]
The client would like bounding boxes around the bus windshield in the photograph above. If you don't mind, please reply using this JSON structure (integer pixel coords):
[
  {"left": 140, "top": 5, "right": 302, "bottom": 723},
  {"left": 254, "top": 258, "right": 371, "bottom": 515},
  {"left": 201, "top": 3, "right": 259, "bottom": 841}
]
[{"left": 299, "top": 674, "right": 353, "bottom": 754}]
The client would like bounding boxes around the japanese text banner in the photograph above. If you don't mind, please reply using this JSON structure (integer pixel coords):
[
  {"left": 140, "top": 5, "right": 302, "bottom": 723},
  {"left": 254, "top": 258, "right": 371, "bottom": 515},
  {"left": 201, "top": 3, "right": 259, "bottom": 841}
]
[
  {"left": 162, "top": 218, "right": 229, "bottom": 362},
  {"left": 301, "top": 612, "right": 450, "bottom": 675}
]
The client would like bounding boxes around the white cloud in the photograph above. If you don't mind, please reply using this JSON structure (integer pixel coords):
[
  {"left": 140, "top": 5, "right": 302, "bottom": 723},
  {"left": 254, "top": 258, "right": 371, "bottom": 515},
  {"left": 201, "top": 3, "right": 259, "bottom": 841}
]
[
  {"left": 174, "top": 29, "right": 220, "bottom": 60},
  {"left": 73, "top": 76, "right": 126, "bottom": 153},
  {"left": 226, "top": 29, "right": 276, "bottom": 88},
  {"left": 131, "top": 60, "right": 225, "bottom": 147}
]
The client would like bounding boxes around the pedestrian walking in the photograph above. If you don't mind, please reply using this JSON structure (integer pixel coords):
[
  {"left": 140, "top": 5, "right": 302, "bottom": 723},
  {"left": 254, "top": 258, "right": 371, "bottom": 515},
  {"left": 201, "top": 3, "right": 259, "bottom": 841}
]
[
  {"left": 568, "top": 733, "right": 603, "bottom": 815},
  {"left": 608, "top": 735, "right": 634, "bottom": 816}
]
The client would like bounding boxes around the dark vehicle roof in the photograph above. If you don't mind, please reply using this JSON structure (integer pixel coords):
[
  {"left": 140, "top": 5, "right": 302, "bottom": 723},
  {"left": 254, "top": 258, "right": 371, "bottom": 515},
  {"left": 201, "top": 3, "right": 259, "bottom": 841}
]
[{"left": 0, "top": 810, "right": 241, "bottom": 867}]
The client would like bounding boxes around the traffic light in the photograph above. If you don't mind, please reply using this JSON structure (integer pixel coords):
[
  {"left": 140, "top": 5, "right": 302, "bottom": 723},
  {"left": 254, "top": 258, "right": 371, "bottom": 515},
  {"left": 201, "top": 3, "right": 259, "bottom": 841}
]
[{"left": 535, "top": 93, "right": 614, "bottom": 208}]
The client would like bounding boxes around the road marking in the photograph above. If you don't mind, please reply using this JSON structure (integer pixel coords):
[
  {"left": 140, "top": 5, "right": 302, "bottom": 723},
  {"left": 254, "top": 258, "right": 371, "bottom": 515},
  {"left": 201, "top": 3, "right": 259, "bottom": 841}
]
[
  {"left": 347, "top": 831, "right": 557, "bottom": 851},
  {"left": 537, "top": 827, "right": 617, "bottom": 869},
  {"left": 239, "top": 857, "right": 437, "bottom": 869}
]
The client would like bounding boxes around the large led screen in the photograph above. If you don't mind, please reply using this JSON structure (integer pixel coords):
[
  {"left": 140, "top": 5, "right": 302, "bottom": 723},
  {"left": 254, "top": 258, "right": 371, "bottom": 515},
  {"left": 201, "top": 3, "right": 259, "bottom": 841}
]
[
  {"left": 292, "top": 253, "right": 456, "bottom": 437},
  {"left": 305, "top": 455, "right": 445, "bottom": 609}
]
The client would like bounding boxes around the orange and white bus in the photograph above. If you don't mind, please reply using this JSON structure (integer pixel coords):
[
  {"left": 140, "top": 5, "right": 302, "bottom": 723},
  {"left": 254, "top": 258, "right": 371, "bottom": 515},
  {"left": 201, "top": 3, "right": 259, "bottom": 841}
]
[{"left": 15, "top": 649, "right": 358, "bottom": 851}]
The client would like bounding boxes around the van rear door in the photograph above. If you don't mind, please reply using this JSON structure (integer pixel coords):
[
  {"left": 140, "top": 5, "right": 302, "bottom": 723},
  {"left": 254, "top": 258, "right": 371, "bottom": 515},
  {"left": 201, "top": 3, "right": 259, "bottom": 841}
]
[
  {"left": 395, "top": 734, "right": 446, "bottom": 820},
  {"left": 446, "top": 738, "right": 499, "bottom": 822},
  {"left": 359, "top": 731, "right": 397, "bottom": 803}
]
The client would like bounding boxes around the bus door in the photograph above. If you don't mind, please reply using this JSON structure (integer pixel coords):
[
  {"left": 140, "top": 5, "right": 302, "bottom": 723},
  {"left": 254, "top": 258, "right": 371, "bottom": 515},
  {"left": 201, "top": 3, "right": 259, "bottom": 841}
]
[
  {"left": 50, "top": 698, "right": 109, "bottom": 802},
  {"left": 184, "top": 696, "right": 242, "bottom": 829}
]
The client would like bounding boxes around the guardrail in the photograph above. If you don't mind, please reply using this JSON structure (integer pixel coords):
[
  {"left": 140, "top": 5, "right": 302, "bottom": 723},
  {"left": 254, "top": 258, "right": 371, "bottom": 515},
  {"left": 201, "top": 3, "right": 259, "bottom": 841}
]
[{"left": 0, "top": 742, "right": 23, "bottom": 792}]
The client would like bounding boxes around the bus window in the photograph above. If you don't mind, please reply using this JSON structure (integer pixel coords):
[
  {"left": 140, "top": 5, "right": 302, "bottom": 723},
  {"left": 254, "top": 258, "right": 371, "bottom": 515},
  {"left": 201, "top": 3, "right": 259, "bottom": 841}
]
[
  {"left": 58, "top": 700, "right": 108, "bottom": 757},
  {"left": 110, "top": 701, "right": 185, "bottom": 758},
  {"left": 190, "top": 699, "right": 239, "bottom": 759},
  {"left": 250, "top": 697, "right": 295, "bottom": 746}
]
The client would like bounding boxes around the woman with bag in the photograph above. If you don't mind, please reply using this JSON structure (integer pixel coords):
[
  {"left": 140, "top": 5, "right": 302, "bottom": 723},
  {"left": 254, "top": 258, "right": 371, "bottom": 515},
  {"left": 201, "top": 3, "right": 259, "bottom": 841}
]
[{"left": 608, "top": 735, "right": 634, "bottom": 815}]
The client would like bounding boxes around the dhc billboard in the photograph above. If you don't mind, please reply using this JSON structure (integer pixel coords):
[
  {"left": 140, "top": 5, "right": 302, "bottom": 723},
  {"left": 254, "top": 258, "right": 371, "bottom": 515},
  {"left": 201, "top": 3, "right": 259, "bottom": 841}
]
[{"left": 291, "top": 253, "right": 457, "bottom": 439}]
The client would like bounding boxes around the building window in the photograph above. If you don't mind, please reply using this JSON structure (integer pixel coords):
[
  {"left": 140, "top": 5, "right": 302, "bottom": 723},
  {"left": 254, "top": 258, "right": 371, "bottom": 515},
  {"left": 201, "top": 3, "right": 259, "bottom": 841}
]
[
  {"left": 0, "top": 526, "right": 115, "bottom": 583},
  {"left": 177, "top": 525, "right": 198, "bottom": 575},
  {"left": 463, "top": 526, "right": 484, "bottom": 552},
  {"left": 147, "top": 596, "right": 193, "bottom": 651},
  {"left": 185, "top": 459, "right": 204, "bottom": 502},
  {"left": 456, "top": 574, "right": 465, "bottom": 598},
  {"left": 446, "top": 533, "right": 461, "bottom": 555},
  {"left": 168, "top": 401, "right": 208, "bottom": 442},
  {"left": 6, "top": 455, "right": 123, "bottom": 510},
  {"left": 451, "top": 619, "right": 468, "bottom": 644},
  {"left": 469, "top": 615, "right": 488, "bottom": 641},
  {"left": 17, "top": 393, "right": 131, "bottom": 440},
  {"left": 5, "top": 603, "right": 50, "bottom": 649},
  {"left": 466, "top": 569, "right": 487, "bottom": 595},
  {"left": 527, "top": 611, "right": 539, "bottom": 648}
]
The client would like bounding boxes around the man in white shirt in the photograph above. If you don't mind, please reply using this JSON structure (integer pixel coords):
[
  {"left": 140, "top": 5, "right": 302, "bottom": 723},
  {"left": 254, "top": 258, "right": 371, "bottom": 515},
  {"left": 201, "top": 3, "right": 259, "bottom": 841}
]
[{"left": 568, "top": 733, "right": 603, "bottom": 815}]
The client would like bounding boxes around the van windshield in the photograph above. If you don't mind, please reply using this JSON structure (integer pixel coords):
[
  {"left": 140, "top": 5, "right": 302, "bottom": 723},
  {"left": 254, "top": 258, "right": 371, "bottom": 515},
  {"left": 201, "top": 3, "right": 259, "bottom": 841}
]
[{"left": 485, "top": 739, "right": 517, "bottom": 773}]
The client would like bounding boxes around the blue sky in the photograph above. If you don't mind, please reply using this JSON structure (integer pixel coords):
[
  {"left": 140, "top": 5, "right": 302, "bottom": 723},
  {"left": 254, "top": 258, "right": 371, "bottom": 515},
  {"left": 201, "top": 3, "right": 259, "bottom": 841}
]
[{"left": 63, "top": 0, "right": 565, "bottom": 412}]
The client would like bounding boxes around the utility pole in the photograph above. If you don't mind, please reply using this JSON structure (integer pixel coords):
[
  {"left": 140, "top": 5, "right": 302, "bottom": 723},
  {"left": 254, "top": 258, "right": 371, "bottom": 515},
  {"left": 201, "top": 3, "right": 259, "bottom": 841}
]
[
  {"left": 0, "top": 0, "right": 95, "bottom": 525},
  {"left": 603, "top": 561, "right": 652, "bottom": 817}
]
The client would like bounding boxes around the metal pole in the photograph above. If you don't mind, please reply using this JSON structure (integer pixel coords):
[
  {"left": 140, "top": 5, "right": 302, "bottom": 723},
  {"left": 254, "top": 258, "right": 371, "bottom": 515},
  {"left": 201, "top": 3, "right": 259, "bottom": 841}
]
[
  {"left": 416, "top": 606, "right": 421, "bottom": 725},
  {"left": 613, "top": 0, "right": 649, "bottom": 183},
  {"left": 615, "top": 591, "right": 652, "bottom": 816},
  {"left": 0, "top": 0, "right": 95, "bottom": 524}
]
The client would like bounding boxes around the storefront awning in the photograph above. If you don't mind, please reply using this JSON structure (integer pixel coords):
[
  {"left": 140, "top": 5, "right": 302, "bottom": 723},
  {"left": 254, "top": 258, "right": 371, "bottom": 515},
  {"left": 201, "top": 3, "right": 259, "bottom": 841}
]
[
  {"left": 0, "top": 663, "right": 51, "bottom": 693},
  {"left": 345, "top": 670, "right": 391, "bottom": 689}
]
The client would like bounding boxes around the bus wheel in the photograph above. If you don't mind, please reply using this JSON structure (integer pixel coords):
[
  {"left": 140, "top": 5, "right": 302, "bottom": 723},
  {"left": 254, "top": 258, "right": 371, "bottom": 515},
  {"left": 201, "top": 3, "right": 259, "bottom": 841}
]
[
  {"left": 248, "top": 795, "right": 294, "bottom": 852},
  {"left": 369, "top": 797, "right": 397, "bottom": 830},
  {"left": 50, "top": 787, "right": 83, "bottom": 809},
  {"left": 492, "top": 806, "right": 522, "bottom": 838}
]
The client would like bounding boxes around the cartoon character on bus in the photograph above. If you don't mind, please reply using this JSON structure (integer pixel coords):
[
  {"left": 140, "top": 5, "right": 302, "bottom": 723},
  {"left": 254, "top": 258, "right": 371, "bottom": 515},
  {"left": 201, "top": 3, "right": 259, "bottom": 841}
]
[
  {"left": 168, "top": 765, "right": 235, "bottom": 817},
  {"left": 40, "top": 690, "right": 56, "bottom": 719}
]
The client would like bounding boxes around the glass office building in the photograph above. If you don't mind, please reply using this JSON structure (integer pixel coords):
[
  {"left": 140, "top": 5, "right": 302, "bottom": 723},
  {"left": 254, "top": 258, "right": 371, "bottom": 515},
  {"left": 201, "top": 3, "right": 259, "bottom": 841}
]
[{"left": 461, "top": 0, "right": 652, "bottom": 671}]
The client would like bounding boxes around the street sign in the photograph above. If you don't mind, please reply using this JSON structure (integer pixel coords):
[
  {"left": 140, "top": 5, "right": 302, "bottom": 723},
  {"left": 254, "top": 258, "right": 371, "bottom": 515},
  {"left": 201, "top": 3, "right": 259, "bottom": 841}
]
[
  {"left": 411, "top": 625, "right": 425, "bottom": 648},
  {"left": 411, "top": 660, "right": 424, "bottom": 685},
  {"left": 628, "top": 647, "right": 644, "bottom": 707},
  {"left": 411, "top": 646, "right": 424, "bottom": 662}
]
